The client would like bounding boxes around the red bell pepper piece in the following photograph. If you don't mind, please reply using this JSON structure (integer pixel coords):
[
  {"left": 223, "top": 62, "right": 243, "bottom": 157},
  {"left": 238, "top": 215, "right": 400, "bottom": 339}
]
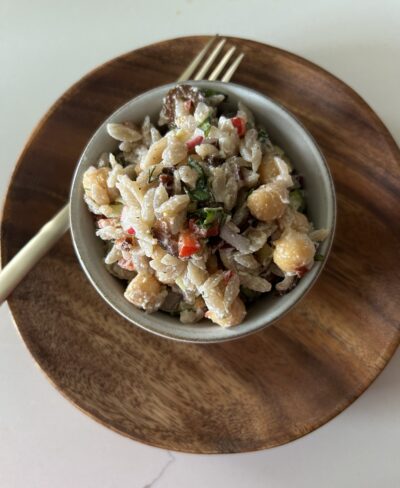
[
  {"left": 186, "top": 135, "right": 204, "bottom": 150},
  {"left": 178, "top": 231, "right": 201, "bottom": 258},
  {"left": 205, "top": 223, "right": 220, "bottom": 237},
  {"left": 188, "top": 219, "right": 220, "bottom": 238},
  {"left": 231, "top": 116, "right": 246, "bottom": 137}
]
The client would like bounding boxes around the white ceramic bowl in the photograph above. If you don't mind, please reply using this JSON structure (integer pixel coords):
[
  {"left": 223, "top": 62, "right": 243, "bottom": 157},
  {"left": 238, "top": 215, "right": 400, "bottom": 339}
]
[{"left": 70, "top": 81, "right": 336, "bottom": 343}]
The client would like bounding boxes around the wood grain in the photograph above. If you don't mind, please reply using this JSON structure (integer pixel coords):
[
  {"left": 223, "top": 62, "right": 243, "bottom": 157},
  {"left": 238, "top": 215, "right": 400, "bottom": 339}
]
[{"left": 1, "top": 36, "right": 399, "bottom": 453}]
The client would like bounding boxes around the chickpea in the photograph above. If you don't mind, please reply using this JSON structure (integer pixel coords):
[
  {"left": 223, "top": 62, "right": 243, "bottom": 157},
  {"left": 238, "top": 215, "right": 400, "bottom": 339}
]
[
  {"left": 280, "top": 208, "right": 311, "bottom": 233},
  {"left": 247, "top": 183, "right": 287, "bottom": 222},
  {"left": 206, "top": 297, "right": 246, "bottom": 327},
  {"left": 82, "top": 166, "right": 110, "bottom": 205},
  {"left": 258, "top": 154, "right": 280, "bottom": 184},
  {"left": 124, "top": 272, "right": 165, "bottom": 312},
  {"left": 273, "top": 229, "right": 315, "bottom": 274},
  {"left": 292, "top": 211, "right": 311, "bottom": 233}
]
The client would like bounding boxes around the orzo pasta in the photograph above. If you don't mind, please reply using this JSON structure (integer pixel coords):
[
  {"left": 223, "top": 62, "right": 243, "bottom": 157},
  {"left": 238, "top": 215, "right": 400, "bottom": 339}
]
[{"left": 82, "top": 85, "right": 329, "bottom": 327}]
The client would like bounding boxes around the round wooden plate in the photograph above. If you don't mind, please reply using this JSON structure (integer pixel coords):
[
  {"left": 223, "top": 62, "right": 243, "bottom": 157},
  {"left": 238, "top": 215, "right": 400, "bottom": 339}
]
[{"left": 2, "top": 36, "right": 400, "bottom": 453}]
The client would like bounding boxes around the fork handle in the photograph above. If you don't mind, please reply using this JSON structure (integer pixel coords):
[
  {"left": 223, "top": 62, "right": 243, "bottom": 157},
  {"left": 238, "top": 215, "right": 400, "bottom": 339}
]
[{"left": 0, "top": 204, "right": 70, "bottom": 305}]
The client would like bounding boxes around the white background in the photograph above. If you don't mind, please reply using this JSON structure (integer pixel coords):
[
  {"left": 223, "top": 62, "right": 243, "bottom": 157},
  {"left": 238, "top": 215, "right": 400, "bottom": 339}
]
[{"left": 1, "top": 1, "right": 399, "bottom": 486}]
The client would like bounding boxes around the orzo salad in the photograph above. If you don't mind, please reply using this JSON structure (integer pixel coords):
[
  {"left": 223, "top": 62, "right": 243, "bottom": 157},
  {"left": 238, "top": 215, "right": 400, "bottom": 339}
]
[{"left": 82, "top": 84, "right": 329, "bottom": 327}]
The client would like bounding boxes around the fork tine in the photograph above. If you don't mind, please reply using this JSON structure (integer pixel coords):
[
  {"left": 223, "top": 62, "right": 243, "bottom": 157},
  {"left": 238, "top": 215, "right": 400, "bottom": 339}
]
[
  {"left": 221, "top": 53, "right": 245, "bottom": 82},
  {"left": 208, "top": 46, "right": 236, "bottom": 81},
  {"left": 177, "top": 36, "right": 218, "bottom": 82},
  {"left": 194, "top": 38, "right": 226, "bottom": 80}
]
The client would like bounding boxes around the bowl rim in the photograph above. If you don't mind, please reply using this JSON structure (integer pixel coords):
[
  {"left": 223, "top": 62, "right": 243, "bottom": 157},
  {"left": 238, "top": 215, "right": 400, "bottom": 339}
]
[{"left": 70, "top": 80, "right": 337, "bottom": 343}]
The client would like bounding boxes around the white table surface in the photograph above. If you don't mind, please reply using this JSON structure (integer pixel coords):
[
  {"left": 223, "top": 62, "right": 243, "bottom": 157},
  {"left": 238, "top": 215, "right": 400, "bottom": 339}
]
[{"left": 1, "top": 1, "right": 399, "bottom": 486}]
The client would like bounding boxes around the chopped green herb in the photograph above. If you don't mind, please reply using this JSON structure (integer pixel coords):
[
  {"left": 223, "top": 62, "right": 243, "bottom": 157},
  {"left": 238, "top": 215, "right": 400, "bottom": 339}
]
[
  {"left": 314, "top": 253, "right": 324, "bottom": 262},
  {"left": 187, "top": 158, "right": 212, "bottom": 202},
  {"left": 147, "top": 166, "right": 157, "bottom": 183},
  {"left": 188, "top": 188, "right": 211, "bottom": 201},
  {"left": 258, "top": 128, "right": 269, "bottom": 143},
  {"left": 199, "top": 116, "right": 212, "bottom": 136},
  {"left": 190, "top": 207, "right": 224, "bottom": 227},
  {"left": 289, "top": 189, "right": 306, "bottom": 212},
  {"left": 188, "top": 157, "right": 205, "bottom": 177},
  {"left": 203, "top": 207, "right": 223, "bottom": 226},
  {"left": 246, "top": 121, "right": 254, "bottom": 130}
]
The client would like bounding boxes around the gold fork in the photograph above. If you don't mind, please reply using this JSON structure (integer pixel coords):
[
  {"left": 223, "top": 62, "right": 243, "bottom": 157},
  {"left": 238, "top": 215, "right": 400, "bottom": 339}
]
[
  {"left": 0, "top": 35, "right": 245, "bottom": 303},
  {"left": 178, "top": 36, "right": 245, "bottom": 82}
]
